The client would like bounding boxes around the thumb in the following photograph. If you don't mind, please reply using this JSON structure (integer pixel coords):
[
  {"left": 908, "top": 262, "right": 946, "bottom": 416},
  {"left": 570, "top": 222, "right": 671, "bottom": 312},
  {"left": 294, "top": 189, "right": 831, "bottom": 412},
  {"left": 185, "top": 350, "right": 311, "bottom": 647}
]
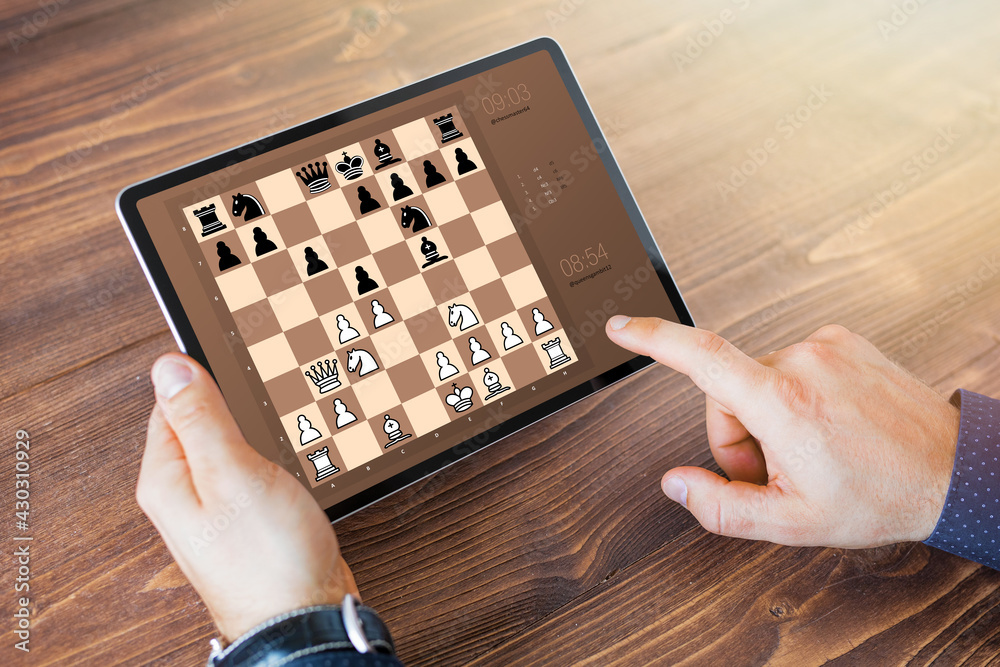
[
  {"left": 151, "top": 353, "right": 259, "bottom": 494},
  {"left": 661, "top": 467, "right": 784, "bottom": 542}
]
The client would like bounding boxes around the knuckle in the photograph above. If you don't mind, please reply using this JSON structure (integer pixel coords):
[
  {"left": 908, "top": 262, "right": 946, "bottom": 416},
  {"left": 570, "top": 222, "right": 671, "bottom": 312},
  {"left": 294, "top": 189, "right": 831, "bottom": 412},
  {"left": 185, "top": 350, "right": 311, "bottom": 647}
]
[
  {"left": 707, "top": 501, "right": 749, "bottom": 538},
  {"left": 693, "top": 329, "right": 729, "bottom": 359},
  {"left": 812, "top": 323, "right": 853, "bottom": 342},
  {"left": 168, "top": 399, "right": 213, "bottom": 437},
  {"left": 786, "top": 340, "right": 822, "bottom": 358},
  {"left": 773, "top": 372, "right": 823, "bottom": 418}
]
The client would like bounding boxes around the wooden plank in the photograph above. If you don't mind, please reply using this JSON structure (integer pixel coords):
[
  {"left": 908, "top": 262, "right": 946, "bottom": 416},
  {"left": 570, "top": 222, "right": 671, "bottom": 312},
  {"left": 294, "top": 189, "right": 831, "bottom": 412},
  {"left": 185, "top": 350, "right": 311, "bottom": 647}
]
[{"left": 1, "top": 0, "right": 999, "bottom": 665}]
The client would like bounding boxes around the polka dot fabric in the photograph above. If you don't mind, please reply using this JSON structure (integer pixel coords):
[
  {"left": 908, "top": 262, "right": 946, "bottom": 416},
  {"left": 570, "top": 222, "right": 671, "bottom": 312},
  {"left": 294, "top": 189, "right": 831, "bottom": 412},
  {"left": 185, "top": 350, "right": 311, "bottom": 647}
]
[{"left": 925, "top": 390, "right": 1000, "bottom": 568}]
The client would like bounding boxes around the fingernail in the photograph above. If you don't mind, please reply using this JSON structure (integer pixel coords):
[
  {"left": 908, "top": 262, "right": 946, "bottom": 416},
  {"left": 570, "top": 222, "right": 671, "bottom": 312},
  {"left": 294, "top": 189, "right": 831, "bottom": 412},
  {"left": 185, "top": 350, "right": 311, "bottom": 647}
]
[
  {"left": 662, "top": 476, "right": 687, "bottom": 507},
  {"left": 154, "top": 359, "right": 193, "bottom": 400},
  {"left": 608, "top": 315, "right": 631, "bottom": 331}
]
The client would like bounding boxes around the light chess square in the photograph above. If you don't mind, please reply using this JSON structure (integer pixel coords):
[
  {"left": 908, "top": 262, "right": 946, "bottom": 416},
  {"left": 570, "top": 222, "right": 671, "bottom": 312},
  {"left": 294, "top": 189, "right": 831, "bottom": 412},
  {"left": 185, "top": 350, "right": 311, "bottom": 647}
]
[{"left": 183, "top": 105, "right": 577, "bottom": 487}]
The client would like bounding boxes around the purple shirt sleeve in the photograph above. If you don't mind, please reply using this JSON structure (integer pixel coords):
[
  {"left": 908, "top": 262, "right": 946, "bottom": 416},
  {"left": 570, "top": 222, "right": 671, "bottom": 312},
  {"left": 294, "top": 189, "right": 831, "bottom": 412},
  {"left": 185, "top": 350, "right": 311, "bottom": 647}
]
[{"left": 924, "top": 389, "right": 1000, "bottom": 568}]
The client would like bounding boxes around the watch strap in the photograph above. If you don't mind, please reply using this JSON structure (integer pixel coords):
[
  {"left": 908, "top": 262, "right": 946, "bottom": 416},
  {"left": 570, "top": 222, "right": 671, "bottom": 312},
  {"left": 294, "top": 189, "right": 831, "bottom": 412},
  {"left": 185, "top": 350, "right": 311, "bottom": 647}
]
[{"left": 208, "top": 598, "right": 395, "bottom": 667}]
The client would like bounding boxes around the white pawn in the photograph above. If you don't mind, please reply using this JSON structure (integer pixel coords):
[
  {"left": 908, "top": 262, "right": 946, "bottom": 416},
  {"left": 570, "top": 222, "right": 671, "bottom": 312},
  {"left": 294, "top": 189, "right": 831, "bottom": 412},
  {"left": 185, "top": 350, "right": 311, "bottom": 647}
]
[
  {"left": 501, "top": 322, "right": 523, "bottom": 350},
  {"left": 532, "top": 308, "right": 553, "bottom": 335},
  {"left": 469, "top": 336, "right": 491, "bottom": 365},
  {"left": 337, "top": 314, "right": 360, "bottom": 344},
  {"left": 297, "top": 415, "right": 322, "bottom": 445},
  {"left": 333, "top": 398, "right": 357, "bottom": 428},
  {"left": 436, "top": 351, "right": 459, "bottom": 380},
  {"left": 372, "top": 299, "right": 394, "bottom": 328}
]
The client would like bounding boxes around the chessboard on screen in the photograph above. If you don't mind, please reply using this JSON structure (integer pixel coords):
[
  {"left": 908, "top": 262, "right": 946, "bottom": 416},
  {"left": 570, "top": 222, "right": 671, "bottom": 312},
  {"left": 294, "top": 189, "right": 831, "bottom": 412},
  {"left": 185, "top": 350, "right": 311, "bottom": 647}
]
[{"left": 182, "top": 105, "right": 575, "bottom": 487}]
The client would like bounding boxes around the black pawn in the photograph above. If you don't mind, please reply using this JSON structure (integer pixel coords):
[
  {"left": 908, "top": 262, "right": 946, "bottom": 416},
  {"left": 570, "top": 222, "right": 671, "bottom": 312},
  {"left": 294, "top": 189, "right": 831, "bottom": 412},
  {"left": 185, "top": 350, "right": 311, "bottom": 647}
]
[
  {"left": 304, "top": 246, "right": 328, "bottom": 276},
  {"left": 390, "top": 173, "right": 413, "bottom": 201},
  {"left": 358, "top": 186, "right": 381, "bottom": 214},
  {"left": 253, "top": 227, "right": 277, "bottom": 256},
  {"left": 423, "top": 159, "right": 446, "bottom": 188},
  {"left": 455, "top": 148, "right": 477, "bottom": 175},
  {"left": 355, "top": 266, "right": 379, "bottom": 295},
  {"left": 217, "top": 241, "right": 242, "bottom": 271}
]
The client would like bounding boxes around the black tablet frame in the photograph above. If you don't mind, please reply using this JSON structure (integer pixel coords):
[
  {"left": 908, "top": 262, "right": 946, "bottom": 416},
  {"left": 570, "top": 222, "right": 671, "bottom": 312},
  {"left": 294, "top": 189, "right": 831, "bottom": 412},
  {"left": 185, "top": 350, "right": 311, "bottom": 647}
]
[{"left": 117, "top": 37, "right": 694, "bottom": 522}]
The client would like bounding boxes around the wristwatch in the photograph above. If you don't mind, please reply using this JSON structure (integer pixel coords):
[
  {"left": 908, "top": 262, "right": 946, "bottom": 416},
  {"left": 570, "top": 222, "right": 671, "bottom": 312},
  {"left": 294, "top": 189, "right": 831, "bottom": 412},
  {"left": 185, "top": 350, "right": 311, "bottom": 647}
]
[{"left": 207, "top": 595, "right": 397, "bottom": 666}]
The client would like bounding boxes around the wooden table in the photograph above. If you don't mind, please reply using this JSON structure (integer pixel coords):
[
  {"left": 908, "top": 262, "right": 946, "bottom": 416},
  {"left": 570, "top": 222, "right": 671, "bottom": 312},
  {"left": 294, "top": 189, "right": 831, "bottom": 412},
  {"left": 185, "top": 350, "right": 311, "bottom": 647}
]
[{"left": 3, "top": 0, "right": 1000, "bottom": 664}]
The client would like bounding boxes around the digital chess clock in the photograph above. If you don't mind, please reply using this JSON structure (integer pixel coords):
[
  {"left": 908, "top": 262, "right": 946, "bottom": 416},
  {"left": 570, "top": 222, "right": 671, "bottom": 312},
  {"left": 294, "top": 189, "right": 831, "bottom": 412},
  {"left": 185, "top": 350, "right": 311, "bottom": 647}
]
[
  {"left": 117, "top": 38, "right": 691, "bottom": 521},
  {"left": 478, "top": 83, "right": 532, "bottom": 115}
]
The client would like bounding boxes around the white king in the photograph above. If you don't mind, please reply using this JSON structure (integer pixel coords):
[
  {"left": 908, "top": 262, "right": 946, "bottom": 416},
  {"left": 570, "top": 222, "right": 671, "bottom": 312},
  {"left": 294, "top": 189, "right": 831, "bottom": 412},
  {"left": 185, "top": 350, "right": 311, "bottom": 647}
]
[{"left": 445, "top": 383, "right": 474, "bottom": 412}]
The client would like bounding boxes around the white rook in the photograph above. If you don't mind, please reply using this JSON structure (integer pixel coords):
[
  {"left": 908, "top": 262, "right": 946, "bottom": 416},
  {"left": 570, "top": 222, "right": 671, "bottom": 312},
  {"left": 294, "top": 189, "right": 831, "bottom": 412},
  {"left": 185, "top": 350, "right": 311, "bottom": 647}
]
[
  {"left": 541, "top": 338, "right": 571, "bottom": 369},
  {"left": 307, "top": 446, "right": 340, "bottom": 481}
]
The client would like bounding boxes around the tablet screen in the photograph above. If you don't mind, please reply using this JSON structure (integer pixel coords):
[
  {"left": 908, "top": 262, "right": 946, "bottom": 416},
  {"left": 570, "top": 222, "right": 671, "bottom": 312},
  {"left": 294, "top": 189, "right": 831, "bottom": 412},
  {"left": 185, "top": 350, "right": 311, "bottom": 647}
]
[{"left": 128, "top": 45, "right": 685, "bottom": 515}]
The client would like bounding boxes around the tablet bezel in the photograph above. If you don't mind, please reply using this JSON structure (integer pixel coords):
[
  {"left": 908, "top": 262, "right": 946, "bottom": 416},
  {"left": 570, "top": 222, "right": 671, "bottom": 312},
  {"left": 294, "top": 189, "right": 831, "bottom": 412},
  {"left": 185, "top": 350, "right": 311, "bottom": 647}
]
[{"left": 117, "top": 37, "right": 694, "bottom": 522}]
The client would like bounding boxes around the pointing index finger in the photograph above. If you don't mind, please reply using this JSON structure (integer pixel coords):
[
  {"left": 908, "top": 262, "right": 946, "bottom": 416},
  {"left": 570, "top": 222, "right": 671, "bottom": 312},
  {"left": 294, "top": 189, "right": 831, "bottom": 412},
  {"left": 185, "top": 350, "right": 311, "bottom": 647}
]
[{"left": 606, "top": 316, "right": 777, "bottom": 421}]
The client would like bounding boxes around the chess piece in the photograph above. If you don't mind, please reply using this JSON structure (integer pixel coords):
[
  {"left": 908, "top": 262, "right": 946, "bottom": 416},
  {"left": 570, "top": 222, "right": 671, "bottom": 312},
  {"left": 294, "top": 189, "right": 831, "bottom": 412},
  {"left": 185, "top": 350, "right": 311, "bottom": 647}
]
[
  {"left": 306, "top": 446, "right": 340, "bottom": 481},
  {"left": 336, "top": 314, "right": 360, "bottom": 343},
  {"left": 382, "top": 414, "right": 411, "bottom": 448},
  {"left": 444, "top": 383, "right": 474, "bottom": 412},
  {"left": 399, "top": 205, "right": 432, "bottom": 233},
  {"left": 346, "top": 348, "right": 379, "bottom": 377},
  {"left": 333, "top": 398, "right": 357, "bottom": 428},
  {"left": 357, "top": 186, "right": 381, "bottom": 214},
  {"left": 355, "top": 266, "right": 379, "bottom": 295},
  {"left": 335, "top": 151, "right": 365, "bottom": 180},
  {"left": 501, "top": 322, "right": 523, "bottom": 350},
  {"left": 217, "top": 241, "right": 241, "bottom": 271},
  {"left": 296, "top": 161, "right": 332, "bottom": 194},
  {"left": 468, "top": 337, "right": 491, "bottom": 365},
  {"left": 371, "top": 299, "right": 394, "bottom": 328},
  {"left": 436, "top": 351, "right": 459, "bottom": 381},
  {"left": 541, "top": 337, "right": 572, "bottom": 369},
  {"left": 297, "top": 415, "right": 322, "bottom": 445},
  {"left": 482, "top": 367, "right": 510, "bottom": 401},
  {"left": 423, "top": 159, "right": 446, "bottom": 188},
  {"left": 419, "top": 236, "right": 448, "bottom": 268},
  {"left": 304, "top": 358, "right": 340, "bottom": 393},
  {"left": 194, "top": 203, "right": 227, "bottom": 237},
  {"left": 252, "top": 227, "right": 277, "bottom": 256},
  {"left": 372, "top": 138, "right": 401, "bottom": 170},
  {"left": 447, "top": 303, "right": 478, "bottom": 331},
  {"left": 434, "top": 113, "right": 464, "bottom": 143},
  {"left": 455, "top": 148, "right": 478, "bottom": 175},
  {"left": 232, "top": 192, "right": 265, "bottom": 221},
  {"left": 389, "top": 173, "right": 414, "bottom": 201},
  {"left": 304, "top": 246, "right": 329, "bottom": 276},
  {"left": 532, "top": 308, "right": 554, "bottom": 335}
]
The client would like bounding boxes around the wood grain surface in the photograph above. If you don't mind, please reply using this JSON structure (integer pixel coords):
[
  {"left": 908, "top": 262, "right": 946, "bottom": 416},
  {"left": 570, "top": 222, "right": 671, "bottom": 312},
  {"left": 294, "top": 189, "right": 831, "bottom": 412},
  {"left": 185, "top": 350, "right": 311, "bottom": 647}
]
[{"left": 2, "top": 0, "right": 1000, "bottom": 665}]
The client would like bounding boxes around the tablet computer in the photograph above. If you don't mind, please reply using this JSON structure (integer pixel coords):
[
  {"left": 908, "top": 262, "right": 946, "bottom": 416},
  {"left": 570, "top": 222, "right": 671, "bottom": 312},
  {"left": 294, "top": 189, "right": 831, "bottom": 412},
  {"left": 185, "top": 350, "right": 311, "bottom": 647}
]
[{"left": 117, "top": 37, "right": 693, "bottom": 521}]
